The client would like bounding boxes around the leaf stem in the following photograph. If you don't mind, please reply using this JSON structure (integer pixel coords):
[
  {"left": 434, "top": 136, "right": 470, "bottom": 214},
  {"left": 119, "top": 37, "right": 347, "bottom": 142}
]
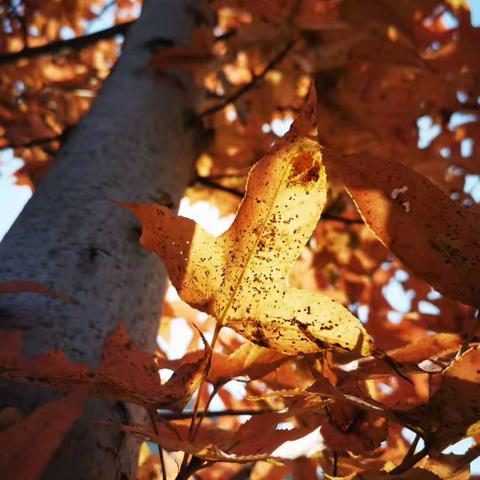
[
  {"left": 179, "top": 323, "right": 222, "bottom": 478},
  {"left": 147, "top": 408, "right": 167, "bottom": 480},
  {"left": 457, "top": 309, "right": 479, "bottom": 358}
]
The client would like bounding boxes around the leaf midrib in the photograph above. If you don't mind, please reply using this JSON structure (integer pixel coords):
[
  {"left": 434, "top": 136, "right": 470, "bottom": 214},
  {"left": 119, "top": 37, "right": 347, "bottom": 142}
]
[{"left": 218, "top": 159, "right": 292, "bottom": 325}]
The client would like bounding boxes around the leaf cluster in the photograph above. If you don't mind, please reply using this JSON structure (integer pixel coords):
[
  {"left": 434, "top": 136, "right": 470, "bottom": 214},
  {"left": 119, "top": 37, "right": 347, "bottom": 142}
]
[{"left": 1, "top": 1, "right": 480, "bottom": 480}]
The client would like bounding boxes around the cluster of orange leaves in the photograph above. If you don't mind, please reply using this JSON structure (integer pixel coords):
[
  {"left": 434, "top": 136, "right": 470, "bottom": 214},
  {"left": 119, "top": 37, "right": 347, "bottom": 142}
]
[
  {"left": 0, "top": 0, "right": 139, "bottom": 184},
  {"left": 1, "top": 0, "right": 480, "bottom": 479}
]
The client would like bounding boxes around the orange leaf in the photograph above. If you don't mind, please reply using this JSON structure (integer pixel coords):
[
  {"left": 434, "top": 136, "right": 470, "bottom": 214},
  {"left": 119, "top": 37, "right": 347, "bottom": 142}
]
[
  {"left": 0, "top": 323, "right": 210, "bottom": 411},
  {"left": 0, "top": 280, "right": 75, "bottom": 303},
  {"left": 0, "top": 390, "right": 86, "bottom": 480},
  {"left": 328, "top": 152, "right": 480, "bottom": 307}
]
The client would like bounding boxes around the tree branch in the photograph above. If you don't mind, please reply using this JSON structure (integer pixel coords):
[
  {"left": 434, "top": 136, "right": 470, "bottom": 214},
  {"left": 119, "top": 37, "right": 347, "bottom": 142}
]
[
  {"left": 194, "top": 175, "right": 244, "bottom": 197},
  {"left": 194, "top": 176, "right": 364, "bottom": 224},
  {"left": 0, "top": 21, "right": 135, "bottom": 65},
  {"left": 321, "top": 213, "right": 363, "bottom": 225},
  {"left": 157, "top": 408, "right": 270, "bottom": 420},
  {"left": 199, "top": 40, "right": 295, "bottom": 118},
  {"left": 0, "top": 132, "right": 67, "bottom": 151},
  {"left": 389, "top": 446, "right": 429, "bottom": 475}
]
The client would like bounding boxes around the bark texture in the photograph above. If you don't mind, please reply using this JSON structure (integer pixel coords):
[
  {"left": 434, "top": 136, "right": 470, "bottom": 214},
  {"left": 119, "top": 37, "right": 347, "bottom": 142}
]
[{"left": 0, "top": 0, "right": 200, "bottom": 478}]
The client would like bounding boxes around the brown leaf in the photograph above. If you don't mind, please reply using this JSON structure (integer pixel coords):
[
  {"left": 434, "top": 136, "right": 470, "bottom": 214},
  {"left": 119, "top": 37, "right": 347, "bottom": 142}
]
[
  {"left": 0, "top": 323, "right": 210, "bottom": 411},
  {"left": 417, "top": 453, "right": 471, "bottom": 480},
  {"left": 338, "top": 334, "right": 464, "bottom": 382},
  {"left": 396, "top": 346, "right": 480, "bottom": 452},
  {"left": 327, "top": 151, "right": 480, "bottom": 307},
  {"left": 157, "top": 341, "right": 288, "bottom": 386},
  {"left": 327, "top": 469, "right": 440, "bottom": 479},
  {"left": 121, "top": 406, "right": 320, "bottom": 463}
]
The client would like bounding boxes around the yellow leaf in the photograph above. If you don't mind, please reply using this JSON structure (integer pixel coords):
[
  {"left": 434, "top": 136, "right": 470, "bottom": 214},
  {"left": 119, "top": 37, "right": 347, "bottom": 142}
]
[{"left": 124, "top": 99, "right": 374, "bottom": 357}]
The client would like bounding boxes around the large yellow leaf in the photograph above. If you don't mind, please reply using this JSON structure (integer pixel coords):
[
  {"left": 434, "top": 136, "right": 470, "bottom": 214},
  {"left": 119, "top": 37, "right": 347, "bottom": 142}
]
[
  {"left": 328, "top": 152, "right": 480, "bottom": 307},
  {"left": 125, "top": 114, "right": 374, "bottom": 357}
]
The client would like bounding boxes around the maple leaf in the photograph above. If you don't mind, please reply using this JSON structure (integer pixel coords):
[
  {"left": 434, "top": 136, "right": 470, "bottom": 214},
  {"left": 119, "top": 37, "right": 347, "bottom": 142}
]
[
  {"left": 327, "top": 151, "right": 480, "bottom": 307},
  {"left": 0, "top": 322, "right": 210, "bottom": 411},
  {"left": 123, "top": 99, "right": 374, "bottom": 357},
  {"left": 0, "top": 390, "right": 87, "bottom": 480}
]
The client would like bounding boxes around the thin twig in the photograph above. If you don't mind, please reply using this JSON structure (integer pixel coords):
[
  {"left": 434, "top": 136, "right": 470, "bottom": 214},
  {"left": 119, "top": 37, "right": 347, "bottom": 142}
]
[
  {"left": 390, "top": 447, "right": 429, "bottom": 475},
  {"left": 332, "top": 451, "right": 338, "bottom": 477},
  {"left": 175, "top": 457, "right": 208, "bottom": 480},
  {"left": 194, "top": 176, "right": 243, "bottom": 197},
  {"left": 457, "top": 309, "right": 479, "bottom": 358},
  {"left": 0, "top": 21, "right": 135, "bottom": 65},
  {"left": 192, "top": 386, "right": 219, "bottom": 439},
  {"left": 399, "top": 433, "right": 421, "bottom": 472},
  {"left": 199, "top": 40, "right": 295, "bottom": 118},
  {"left": 147, "top": 408, "right": 167, "bottom": 480},
  {"left": 321, "top": 213, "right": 363, "bottom": 225},
  {"left": 188, "top": 324, "right": 222, "bottom": 441},
  {"left": 178, "top": 324, "right": 222, "bottom": 478}
]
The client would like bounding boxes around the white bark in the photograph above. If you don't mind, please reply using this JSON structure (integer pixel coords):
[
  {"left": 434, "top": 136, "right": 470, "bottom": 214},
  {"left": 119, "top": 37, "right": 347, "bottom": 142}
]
[{"left": 0, "top": 1, "right": 200, "bottom": 478}]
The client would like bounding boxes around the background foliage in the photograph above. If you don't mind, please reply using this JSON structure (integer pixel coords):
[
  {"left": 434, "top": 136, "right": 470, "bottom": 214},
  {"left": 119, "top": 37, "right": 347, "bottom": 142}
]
[{"left": 1, "top": 0, "right": 480, "bottom": 479}]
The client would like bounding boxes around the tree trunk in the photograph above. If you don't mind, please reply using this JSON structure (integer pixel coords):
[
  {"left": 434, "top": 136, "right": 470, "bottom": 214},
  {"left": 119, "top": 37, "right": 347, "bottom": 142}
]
[{"left": 0, "top": 1, "right": 201, "bottom": 478}]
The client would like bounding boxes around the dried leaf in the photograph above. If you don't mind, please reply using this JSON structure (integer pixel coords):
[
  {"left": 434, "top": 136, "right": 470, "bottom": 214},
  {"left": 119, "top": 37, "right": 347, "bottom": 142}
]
[
  {"left": 328, "top": 152, "right": 480, "bottom": 307},
  {"left": 327, "top": 469, "right": 440, "bottom": 479},
  {"left": 338, "top": 334, "right": 464, "bottom": 382},
  {"left": 124, "top": 97, "right": 374, "bottom": 357},
  {"left": 0, "top": 323, "right": 210, "bottom": 411},
  {"left": 122, "top": 407, "right": 320, "bottom": 463},
  {"left": 417, "top": 454, "right": 471, "bottom": 480},
  {"left": 396, "top": 346, "right": 480, "bottom": 451}
]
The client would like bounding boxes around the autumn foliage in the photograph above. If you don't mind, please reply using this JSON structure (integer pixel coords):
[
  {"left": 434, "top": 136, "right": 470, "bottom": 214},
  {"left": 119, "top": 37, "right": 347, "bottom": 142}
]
[{"left": 1, "top": 0, "right": 480, "bottom": 479}]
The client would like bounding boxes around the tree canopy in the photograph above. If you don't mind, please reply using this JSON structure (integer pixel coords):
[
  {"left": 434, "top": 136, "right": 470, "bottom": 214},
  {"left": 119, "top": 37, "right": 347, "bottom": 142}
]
[{"left": 1, "top": 0, "right": 480, "bottom": 479}]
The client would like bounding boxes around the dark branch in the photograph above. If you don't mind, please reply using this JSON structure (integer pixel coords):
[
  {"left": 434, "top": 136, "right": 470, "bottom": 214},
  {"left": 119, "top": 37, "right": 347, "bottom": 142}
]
[
  {"left": 0, "top": 20, "right": 135, "bottom": 65},
  {"left": 194, "top": 176, "right": 244, "bottom": 197},
  {"left": 199, "top": 40, "right": 295, "bottom": 118},
  {"left": 195, "top": 176, "right": 364, "bottom": 224},
  {"left": 157, "top": 408, "right": 270, "bottom": 420},
  {"left": 0, "top": 131, "right": 68, "bottom": 151},
  {"left": 321, "top": 213, "right": 363, "bottom": 225}
]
